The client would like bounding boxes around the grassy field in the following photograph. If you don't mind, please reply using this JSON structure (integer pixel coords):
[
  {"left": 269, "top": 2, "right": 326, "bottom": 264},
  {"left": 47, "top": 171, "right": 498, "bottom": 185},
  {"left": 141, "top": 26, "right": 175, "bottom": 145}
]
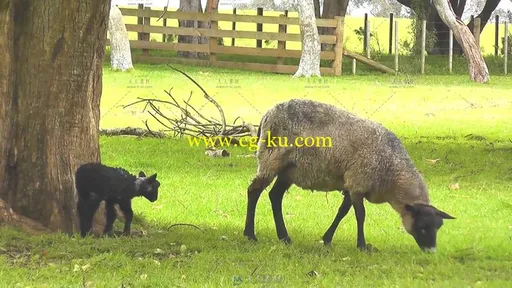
[
  {"left": 114, "top": 6, "right": 512, "bottom": 56},
  {"left": 0, "top": 63, "right": 512, "bottom": 287}
]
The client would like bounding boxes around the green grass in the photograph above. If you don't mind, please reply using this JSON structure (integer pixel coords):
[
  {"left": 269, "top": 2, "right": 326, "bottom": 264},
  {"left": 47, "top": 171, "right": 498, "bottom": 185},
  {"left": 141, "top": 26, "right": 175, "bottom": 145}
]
[{"left": 1, "top": 64, "right": 512, "bottom": 287}]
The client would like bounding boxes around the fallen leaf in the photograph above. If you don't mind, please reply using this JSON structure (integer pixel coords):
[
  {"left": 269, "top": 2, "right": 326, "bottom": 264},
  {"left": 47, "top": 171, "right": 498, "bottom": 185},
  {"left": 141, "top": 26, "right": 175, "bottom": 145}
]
[
  {"left": 81, "top": 264, "right": 91, "bottom": 271},
  {"left": 306, "top": 270, "right": 319, "bottom": 277},
  {"left": 424, "top": 158, "right": 440, "bottom": 164},
  {"left": 140, "top": 274, "right": 148, "bottom": 280},
  {"left": 449, "top": 183, "right": 460, "bottom": 190}
]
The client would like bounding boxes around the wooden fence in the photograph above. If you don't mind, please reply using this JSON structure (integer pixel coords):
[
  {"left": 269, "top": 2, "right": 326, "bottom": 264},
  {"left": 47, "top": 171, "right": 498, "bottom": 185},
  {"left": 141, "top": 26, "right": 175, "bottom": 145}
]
[{"left": 106, "top": 6, "right": 395, "bottom": 75}]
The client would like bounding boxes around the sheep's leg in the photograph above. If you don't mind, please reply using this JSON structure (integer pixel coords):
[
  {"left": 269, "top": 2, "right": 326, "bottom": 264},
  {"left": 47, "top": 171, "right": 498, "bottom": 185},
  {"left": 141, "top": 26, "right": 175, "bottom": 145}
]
[
  {"left": 351, "top": 194, "right": 376, "bottom": 252},
  {"left": 268, "top": 175, "right": 292, "bottom": 244},
  {"left": 244, "top": 176, "right": 273, "bottom": 241},
  {"left": 118, "top": 199, "right": 133, "bottom": 236},
  {"left": 103, "top": 200, "right": 117, "bottom": 236},
  {"left": 77, "top": 197, "right": 102, "bottom": 238},
  {"left": 322, "top": 190, "right": 352, "bottom": 245}
]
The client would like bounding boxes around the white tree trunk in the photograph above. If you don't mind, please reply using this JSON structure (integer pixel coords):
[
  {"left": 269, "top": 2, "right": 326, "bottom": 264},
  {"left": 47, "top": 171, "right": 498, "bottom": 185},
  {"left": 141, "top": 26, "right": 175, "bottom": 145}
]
[
  {"left": 432, "top": 0, "right": 489, "bottom": 83},
  {"left": 293, "top": 0, "right": 321, "bottom": 78},
  {"left": 108, "top": 5, "right": 133, "bottom": 71}
]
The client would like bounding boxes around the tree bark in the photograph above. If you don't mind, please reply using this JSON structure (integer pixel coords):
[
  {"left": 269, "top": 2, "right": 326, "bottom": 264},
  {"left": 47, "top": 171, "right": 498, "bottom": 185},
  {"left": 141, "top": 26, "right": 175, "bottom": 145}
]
[
  {"left": 319, "top": 0, "right": 349, "bottom": 51},
  {"left": 177, "top": 0, "right": 210, "bottom": 58},
  {"left": 0, "top": 0, "right": 111, "bottom": 234},
  {"left": 294, "top": 0, "right": 322, "bottom": 77},
  {"left": 432, "top": 0, "right": 489, "bottom": 83},
  {"left": 108, "top": 5, "right": 133, "bottom": 71}
]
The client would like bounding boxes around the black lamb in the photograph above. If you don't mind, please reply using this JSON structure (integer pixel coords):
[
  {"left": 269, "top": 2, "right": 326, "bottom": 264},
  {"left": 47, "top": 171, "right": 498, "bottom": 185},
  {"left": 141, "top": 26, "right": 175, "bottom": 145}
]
[{"left": 75, "top": 162, "right": 160, "bottom": 237}]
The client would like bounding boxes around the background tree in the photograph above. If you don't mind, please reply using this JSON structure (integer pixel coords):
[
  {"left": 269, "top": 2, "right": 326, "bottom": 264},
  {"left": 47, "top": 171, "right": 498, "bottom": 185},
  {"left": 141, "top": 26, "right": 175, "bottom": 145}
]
[
  {"left": 432, "top": 0, "right": 489, "bottom": 82},
  {"left": 294, "top": 0, "right": 322, "bottom": 77},
  {"left": 109, "top": 4, "right": 133, "bottom": 71},
  {"left": 0, "top": 0, "right": 112, "bottom": 234}
]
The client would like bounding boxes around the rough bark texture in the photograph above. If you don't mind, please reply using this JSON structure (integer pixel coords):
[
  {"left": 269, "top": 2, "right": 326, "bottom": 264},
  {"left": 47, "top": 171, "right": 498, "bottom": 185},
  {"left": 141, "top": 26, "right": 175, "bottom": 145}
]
[
  {"left": 432, "top": 0, "right": 490, "bottom": 83},
  {"left": 108, "top": 5, "right": 133, "bottom": 71},
  {"left": 0, "top": 0, "right": 111, "bottom": 234},
  {"left": 319, "top": 0, "right": 349, "bottom": 51},
  {"left": 177, "top": 0, "right": 209, "bottom": 58},
  {"left": 398, "top": 0, "right": 500, "bottom": 55},
  {"left": 293, "top": 0, "right": 321, "bottom": 78}
]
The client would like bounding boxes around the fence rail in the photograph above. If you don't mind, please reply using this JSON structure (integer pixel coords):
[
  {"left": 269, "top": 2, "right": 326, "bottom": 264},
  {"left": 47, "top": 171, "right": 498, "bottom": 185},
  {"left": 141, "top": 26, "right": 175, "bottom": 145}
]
[{"left": 106, "top": 6, "right": 352, "bottom": 75}]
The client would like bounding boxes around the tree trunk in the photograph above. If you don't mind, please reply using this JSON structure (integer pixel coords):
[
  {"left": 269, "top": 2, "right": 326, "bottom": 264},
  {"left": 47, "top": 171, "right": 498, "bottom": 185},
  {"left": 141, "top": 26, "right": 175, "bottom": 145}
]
[
  {"left": 432, "top": 0, "right": 489, "bottom": 83},
  {"left": 314, "top": 0, "right": 321, "bottom": 19},
  {"left": 177, "top": 0, "right": 210, "bottom": 58},
  {"left": 108, "top": 5, "right": 133, "bottom": 71},
  {"left": 319, "top": 0, "right": 349, "bottom": 51},
  {"left": 294, "top": 0, "right": 321, "bottom": 78},
  {"left": 0, "top": 0, "right": 111, "bottom": 234}
]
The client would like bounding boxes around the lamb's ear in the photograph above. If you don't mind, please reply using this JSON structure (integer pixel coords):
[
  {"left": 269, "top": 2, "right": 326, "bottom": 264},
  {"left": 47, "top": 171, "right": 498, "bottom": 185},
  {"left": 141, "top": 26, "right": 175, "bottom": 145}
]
[
  {"left": 138, "top": 171, "right": 146, "bottom": 177},
  {"left": 147, "top": 173, "right": 157, "bottom": 182}
]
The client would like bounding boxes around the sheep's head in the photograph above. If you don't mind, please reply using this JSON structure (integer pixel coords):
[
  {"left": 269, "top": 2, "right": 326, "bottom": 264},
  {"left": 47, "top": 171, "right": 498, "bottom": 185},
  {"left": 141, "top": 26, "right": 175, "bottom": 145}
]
[
  {"left": 135, "top": 171, "right": 160, "bottom": 202},
  {"left": 402, "top": 203, "right": 455, "bottom": 253}
]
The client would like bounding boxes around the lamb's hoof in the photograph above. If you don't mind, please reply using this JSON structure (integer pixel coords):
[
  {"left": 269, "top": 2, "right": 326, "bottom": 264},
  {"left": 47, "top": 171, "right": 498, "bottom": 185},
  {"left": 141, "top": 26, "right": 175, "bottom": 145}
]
[
  {"left": 322, "top": 235, "right": 333, "bottom": 246},
  {"left": 245, "top": 234, "right": 258, "bottom": 242},
  {"left": 280, "top": 236, "right": 292, "bottom": 245},
  {"left": 103, "top": 231, "right": 115, "bottom": 237},
  {"left": 122, "top": 231, "right": 131, "bottom": 237},
  {"left": 357, "top": 243, "right": 379, "bottom": 253}
]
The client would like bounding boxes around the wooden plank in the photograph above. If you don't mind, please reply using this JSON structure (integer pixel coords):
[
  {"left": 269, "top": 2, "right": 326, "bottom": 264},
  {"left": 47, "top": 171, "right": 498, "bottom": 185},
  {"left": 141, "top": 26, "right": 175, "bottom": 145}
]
[
  {"left": 214, "top": 45, "right": 335, "bottom": 59},
  {"left": 332, "top": 16, "right": 344, "bottom": 75},
  {"left": 343, "top": 49, "right": 395, "bottom": 74},
  {"left": 211, "top": 45, "right": 335, "bottom": 60},
  {"left": 125, "top": 24, "right": 337, "bottom": 44},
  {"left": 129, "top": 40, "right": 210, "bottom": 53},
  {"left": 133, "top": 55, "right": 210, "bottom": 66},
  {"left": 277, "top": 14, "right": 287, "bottom": 65},
  {"left": 214, "top": 60, "right": 335, "bottom": 75},
  {"left": 119, "top": 8, "right": 338, "bottom": 27}
]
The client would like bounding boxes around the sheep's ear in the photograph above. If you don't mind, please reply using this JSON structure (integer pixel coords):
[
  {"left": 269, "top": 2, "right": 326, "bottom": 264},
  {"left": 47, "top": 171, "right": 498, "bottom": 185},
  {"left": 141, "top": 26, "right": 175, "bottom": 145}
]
[
  {"left": 434, "top": 208, "right": 456, "bottom": 219},
  {"left": 404, "top": 204, "right": 417, "bottom": 214},
  {"left": 138, "top": 171, "right": 146, "bottom": 177}
]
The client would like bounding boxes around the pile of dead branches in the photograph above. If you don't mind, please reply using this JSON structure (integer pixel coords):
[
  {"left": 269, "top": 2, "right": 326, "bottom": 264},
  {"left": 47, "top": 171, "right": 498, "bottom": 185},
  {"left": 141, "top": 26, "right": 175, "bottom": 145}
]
[{"left": 123, "top": 65, "right": 258, "bottom": 146}]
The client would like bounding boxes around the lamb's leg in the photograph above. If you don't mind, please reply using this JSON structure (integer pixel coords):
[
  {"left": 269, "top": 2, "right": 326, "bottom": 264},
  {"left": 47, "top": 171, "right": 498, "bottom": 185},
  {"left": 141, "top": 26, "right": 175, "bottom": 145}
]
[
  {"left": 103, "top": 200, "right": 117, "bottom": 236},
  {"left": 243, "top": 176, "right": 273, "bottom": 241},
  {"left": 118, "top": 199, "right": 133, "bottom": 236},
  {"left": 77, "top": 197, "right": 102, "bottom": 238},
  {"left": 268, "top": 175, "right": 292, "bottom": 244},
  {"left": 322, "top": 190, "right": 352, "bottom": 245}
]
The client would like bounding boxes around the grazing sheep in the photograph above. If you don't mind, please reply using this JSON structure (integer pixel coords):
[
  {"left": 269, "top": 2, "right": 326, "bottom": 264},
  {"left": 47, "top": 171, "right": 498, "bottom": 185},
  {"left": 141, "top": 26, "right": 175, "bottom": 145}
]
[
  {"left": 75, "top": 162, "right": 160, "bottom": 238},
  {"left": 243, "top": 99, "right": 455, "bottom": 252}
]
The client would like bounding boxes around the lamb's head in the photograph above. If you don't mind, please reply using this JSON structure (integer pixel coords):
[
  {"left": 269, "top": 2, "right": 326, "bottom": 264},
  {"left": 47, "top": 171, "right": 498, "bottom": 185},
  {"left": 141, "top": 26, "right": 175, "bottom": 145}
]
[
  {"left": 402, "top": 203, "right": 455, "bottom": 253},
  {"left": 135, "top": 171, "right": 160, "bottom": 202}
]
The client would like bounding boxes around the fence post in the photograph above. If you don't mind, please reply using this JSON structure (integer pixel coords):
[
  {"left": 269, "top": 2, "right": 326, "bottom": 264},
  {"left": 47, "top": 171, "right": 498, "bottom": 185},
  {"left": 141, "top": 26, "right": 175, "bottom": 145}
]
[
  {"left": 232, "top": 8, "right": 237, "bottom": 46},
  {"left": 421, "top": 20, "right": 426, "bottom": 74},
  {"left": 389, "top": 13, "right": 394, "bottom": 54},
  {"left": 473, "top": 17, "right": 481, "bottom": 48},
  {"left": 505, "top": 21, "right": 508, "bottom": 75},
  {"left": 449, "top": 29, "right": 453, "bottom": 73},
  {"left": 364, "top": 13, "right": 369, "bottom": 57},
  {"left": 137, "top": 4, "right": 144, "bottom": 41},
  {"left": 162, "top": 17, "right": 167, "bottom": 42},
  {"left": 495, "top": 15, "right": 499, "bottom": 56},
  {"left": 257, "top": 7, "right": 263, "bottom": 48},
  {"left": 352, "top": 58, "right": 356, "bottom": 75},
  {"left": 277, "top": 14, "right": 287, "bottom": 66},
  {"left": 333, "top": 16, "right": 345, "bottom": 76},
  {"left": 142, "top": 6, "right": 151, "bottom": 56},
  {"left": 394, "top": 20, "right": 398, "bottom": 73},
  {"left": 209, "top": 1, "right": 219, "bottom": 66}
]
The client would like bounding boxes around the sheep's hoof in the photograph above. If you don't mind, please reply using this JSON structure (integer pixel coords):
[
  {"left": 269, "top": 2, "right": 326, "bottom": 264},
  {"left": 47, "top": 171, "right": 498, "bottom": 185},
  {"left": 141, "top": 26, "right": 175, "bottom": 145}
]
[
  {"left": 280, "top": 236, "right": 292, "bottom": 245},
  {"left": 246, "top": 235, "right": 258, "bottom": 242},
  {"left": 358, "top": 243, "right": 379, "bottom": 253}
]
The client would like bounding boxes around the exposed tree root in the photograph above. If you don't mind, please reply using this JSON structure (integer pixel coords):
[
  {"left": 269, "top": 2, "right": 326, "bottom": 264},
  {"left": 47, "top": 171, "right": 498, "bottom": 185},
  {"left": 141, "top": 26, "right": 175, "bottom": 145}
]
[{"left": 0, "top": 198, "right": 51, "bottom": 235}]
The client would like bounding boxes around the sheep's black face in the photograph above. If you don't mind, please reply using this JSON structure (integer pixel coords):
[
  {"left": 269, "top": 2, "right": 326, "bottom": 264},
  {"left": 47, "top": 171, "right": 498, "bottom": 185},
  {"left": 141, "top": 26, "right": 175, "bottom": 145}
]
[
  {"left": 137, "top": 171, "right": 160, "bottom": 202},
  {"left": 405, "top": 203, "right": 455, "bottom": 253}
]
